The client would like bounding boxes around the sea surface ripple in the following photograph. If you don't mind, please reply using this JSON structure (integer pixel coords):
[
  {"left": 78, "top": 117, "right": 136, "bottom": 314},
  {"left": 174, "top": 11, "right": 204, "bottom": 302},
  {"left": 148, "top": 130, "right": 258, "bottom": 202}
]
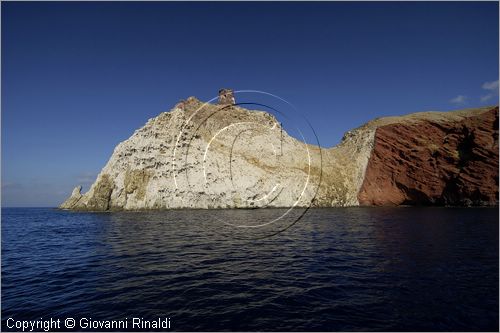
[{"left": 2, "top": 207, "right": 498, "bottom": 331}]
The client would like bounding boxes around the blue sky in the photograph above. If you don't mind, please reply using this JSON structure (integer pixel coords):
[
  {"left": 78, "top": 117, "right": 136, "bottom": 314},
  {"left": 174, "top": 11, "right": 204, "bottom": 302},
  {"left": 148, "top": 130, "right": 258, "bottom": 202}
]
[{"left": 2, "top": 1, "right": 499, "bottom": 207}]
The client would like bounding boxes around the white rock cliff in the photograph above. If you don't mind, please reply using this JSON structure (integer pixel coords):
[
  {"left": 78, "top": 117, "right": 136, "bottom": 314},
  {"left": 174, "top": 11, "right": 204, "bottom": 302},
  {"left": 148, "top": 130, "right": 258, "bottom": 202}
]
[{"left": 60, "top": 92, "right": 376, "bottom": 210}]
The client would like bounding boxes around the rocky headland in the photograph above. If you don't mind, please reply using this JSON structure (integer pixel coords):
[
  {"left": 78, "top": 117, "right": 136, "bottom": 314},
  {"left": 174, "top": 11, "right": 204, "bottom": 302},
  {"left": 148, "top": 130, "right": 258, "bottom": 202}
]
[{"left": 61, "top": 90, "right": 498, "bottom": 210}]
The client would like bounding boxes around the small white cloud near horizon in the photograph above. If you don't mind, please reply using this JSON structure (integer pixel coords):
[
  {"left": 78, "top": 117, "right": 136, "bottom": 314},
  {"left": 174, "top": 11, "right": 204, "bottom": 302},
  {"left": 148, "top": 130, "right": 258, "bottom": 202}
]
[
  {"left": 480, "top": 79, "right": 499, "bottom": 103},
  {"left": 450, "top": 95, "right": 467, "bottom": 105},
  {"left": 75, "top": 172, "right": 97, "bottom": 192},
  {"left": 76, "top": 172, "right": 97, "bottom": 184}
]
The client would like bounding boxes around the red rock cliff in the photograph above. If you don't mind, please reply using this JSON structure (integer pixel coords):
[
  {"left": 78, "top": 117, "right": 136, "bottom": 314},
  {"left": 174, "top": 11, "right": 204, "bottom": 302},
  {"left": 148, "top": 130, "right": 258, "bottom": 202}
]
[{"left": 358, "top": 107, "right": 499, "bottom": 206}]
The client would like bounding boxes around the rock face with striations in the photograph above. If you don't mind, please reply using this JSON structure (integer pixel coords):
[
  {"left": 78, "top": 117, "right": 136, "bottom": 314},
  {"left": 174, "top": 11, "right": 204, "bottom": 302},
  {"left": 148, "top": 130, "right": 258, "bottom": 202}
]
[
  {"left": 60, "top": 92, "right": 498, "bottom": 210},
  {"left": 357, "top": 106, "right": 499, "bottom": 206}
]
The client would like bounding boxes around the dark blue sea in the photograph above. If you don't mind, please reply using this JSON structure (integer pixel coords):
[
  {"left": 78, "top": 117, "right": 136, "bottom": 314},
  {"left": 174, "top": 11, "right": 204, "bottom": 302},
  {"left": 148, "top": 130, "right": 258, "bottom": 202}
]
[{"left": 2, "top": 207, "right": 498, "bottom": 331}]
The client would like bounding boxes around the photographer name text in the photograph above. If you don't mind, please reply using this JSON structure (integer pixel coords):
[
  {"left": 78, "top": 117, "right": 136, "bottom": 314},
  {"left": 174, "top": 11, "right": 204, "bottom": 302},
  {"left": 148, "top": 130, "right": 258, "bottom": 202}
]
[{"left": 6, "top": 317, "right": 171, "bottom": 331}]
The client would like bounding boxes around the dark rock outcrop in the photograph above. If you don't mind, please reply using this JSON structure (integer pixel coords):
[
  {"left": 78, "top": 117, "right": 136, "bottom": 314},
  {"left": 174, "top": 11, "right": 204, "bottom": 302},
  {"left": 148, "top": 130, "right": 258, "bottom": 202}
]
[{"left": 218, "top": 89, "right": 235, "bottom": 105}]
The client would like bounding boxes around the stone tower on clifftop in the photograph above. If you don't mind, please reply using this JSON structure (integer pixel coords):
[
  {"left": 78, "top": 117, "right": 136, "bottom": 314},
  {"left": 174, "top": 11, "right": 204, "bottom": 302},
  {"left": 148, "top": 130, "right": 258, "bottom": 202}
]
[{"left": 218, "top": 89, "right": 235, "bottom": 105}]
